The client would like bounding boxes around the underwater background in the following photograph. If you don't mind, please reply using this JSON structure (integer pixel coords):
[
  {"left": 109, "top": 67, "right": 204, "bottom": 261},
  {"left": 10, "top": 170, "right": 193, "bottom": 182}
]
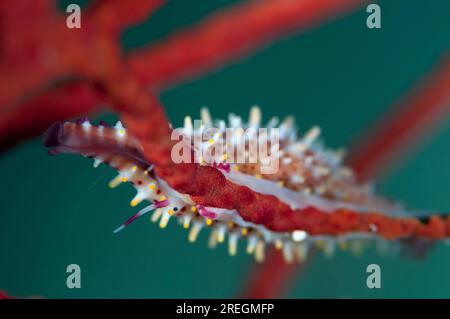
[{"left": 1, "top": 0, "right": 450, "bottom": 298}]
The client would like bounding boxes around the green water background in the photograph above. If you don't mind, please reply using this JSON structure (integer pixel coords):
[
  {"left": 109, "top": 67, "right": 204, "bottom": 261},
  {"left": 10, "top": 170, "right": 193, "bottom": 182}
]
[{"left": 1, "top": 0, "right": 450, "bottom": 298}]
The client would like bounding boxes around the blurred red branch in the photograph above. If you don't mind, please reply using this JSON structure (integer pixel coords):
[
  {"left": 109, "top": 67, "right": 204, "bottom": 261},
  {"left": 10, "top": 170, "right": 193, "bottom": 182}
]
[
  {"left": 348, "top": 54, "right": 450, "bottom": 180},
  {"left": 0, "top": 290, "right": 14, "bottom": 299},
  {"left": 0, "top": 0, "right": 365, "bottom": 149},
  {"left": 0, "top": 0, "right": 164, "bottom": 149},
  {"left": 128, "top": 0, "right": 365, "bottom": 90},
  {"left": 238, "top": 249, "right": 314, "bottom": 298}
]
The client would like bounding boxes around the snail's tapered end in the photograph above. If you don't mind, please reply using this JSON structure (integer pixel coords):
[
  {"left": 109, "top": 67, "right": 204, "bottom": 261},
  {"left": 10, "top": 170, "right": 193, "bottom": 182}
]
[{"left": 43, "top": 122, "right": 64, "bottom": 148}]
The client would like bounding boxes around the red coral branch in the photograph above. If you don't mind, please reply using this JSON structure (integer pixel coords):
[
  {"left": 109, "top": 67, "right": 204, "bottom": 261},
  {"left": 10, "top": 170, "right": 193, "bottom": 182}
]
[
  {"left": 128, "top": 0, "right": 365, "bottom": 90},
  {"left": 0, "top": 0, "right": 164, "bottom": 149},
  {"left": 0, "top": 0, "right": 64, "bottom": 108}
]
